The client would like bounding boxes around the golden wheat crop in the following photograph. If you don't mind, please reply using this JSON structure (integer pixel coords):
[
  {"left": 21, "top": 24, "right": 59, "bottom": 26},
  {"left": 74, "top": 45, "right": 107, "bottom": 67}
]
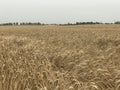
[{"left": 0, "top": 25, "right": 120, "bottom": 90}]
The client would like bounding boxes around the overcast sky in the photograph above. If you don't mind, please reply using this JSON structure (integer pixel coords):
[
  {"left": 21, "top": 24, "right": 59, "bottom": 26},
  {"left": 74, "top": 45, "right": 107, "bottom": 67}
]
[{"left": 0, "top": 0, "right": 120, "bottom": 24}]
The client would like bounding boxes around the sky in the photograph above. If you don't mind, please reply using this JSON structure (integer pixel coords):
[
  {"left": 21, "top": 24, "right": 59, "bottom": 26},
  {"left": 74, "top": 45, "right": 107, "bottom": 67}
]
[{"left": 0, "top": 0, "right": 120, "bottom": 24}]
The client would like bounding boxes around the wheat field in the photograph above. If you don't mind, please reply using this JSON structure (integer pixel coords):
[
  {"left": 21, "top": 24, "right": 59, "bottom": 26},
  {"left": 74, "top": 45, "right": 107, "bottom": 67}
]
[{"left": 0, "top": 25, "right": 120, "bottom": 90}]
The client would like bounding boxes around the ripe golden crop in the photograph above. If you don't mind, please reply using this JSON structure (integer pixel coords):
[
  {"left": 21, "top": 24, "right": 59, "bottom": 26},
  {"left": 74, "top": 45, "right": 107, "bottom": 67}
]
[{"left": 0, "top": 25, "right": 120, "bottom": 90}]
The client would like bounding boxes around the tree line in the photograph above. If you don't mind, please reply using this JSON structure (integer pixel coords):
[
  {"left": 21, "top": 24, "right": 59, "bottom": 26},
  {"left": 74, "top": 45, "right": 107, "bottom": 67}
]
[
  {"left": 0, "top": 21, "right": 120, "bottom": 26},
  {"left": 0, "top": 22, "right": 45, "bottom": 26}
]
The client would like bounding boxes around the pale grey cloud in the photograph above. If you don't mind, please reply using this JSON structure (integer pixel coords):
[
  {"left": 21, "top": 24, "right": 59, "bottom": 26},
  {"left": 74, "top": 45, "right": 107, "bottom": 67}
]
[{"left": 0, "top": 0, "right": 120, "bottom": 23}]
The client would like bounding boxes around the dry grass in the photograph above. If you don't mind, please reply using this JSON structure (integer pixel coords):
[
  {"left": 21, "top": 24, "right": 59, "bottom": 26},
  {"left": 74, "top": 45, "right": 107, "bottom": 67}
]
[{"left": 0, "top": 25, "right": 120, "bottom": 90}]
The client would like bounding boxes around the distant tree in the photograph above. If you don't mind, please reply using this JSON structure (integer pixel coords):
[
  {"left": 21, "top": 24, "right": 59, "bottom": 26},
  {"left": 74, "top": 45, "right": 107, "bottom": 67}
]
[
  {"left": 114, "top": 21, "right": 120, "bottom": 24},
  {"left": 75, "top": 21, "right": 103, "bottom": 25}
]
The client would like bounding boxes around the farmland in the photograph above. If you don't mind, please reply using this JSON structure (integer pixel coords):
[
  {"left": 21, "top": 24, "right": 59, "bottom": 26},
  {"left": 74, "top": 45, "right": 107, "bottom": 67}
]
[{"left": 0, "top": 25, "right": 120, "bottom": 90}]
